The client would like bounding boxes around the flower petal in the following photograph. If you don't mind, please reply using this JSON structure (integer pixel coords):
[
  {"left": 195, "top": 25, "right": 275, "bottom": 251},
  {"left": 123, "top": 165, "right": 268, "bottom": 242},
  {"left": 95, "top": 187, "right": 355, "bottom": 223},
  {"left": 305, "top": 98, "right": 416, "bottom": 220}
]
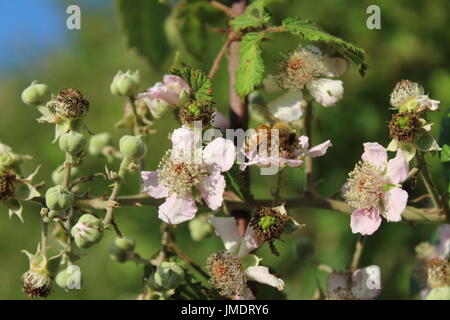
[
  {"left": 237, "top": 224, "right": 262, "bottom": 258},
  {"left": 417, "top": 95, "right": 440, "bottom": 111},
  {"left": 244, "top": 266, "right": 285, "bottom": 291},
  {"left": 382, "top": 187, "right": 408, "bottom": 222},
  {"left": 268, "top": 90, "right": 303, "bottom": 122},
  {"left": 322, "top": 56, "right": 349, "bottom": 77},
  {"left": 203, "top": 137, "right": 236, "bottom": 172},
  {"left": 198, "top": 171, "right": 226, "bottom": 211},
  {"left": 212, "top": 110, "right": 230, "bottom": 130},
  {"left": 438, "top": 225, "right": 450, "bottom": 259},
  {"left": 361, "top": 142, "right": 387, "bottom": 168},
  {"left": 305, "top": 140, "right": 332, "bottom": 158},
  {"left": 351, "top": 265, "right": 382, "bottom": 300},
  {"left": 350, "top": 207, "right": 382, "bottom": 235},
  {"left": 327, "top": 271, "right": 353, "bottom": 300},
  {"left": 141, "top": 171, "right": 169, "bottom": 199},
  {"left": 158, "top": 194, "right": 197, "bottom": 225},
  {"left": 385, "top": 150, "right": 409, "bottom": 184},
  {"left": 208, "top": 216, "right": 240, "bottom": 254},
  {"left": 171, "top": 126, "right": 201, "bottom": 162},
  {"left": 307, "top": 78, "right": 344, "bottom": 107}
]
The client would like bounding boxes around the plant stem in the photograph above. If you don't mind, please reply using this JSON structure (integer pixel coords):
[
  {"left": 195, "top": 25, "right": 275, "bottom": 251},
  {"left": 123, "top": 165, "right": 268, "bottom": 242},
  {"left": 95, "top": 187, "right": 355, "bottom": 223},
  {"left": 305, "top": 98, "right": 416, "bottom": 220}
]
[
  {"left": 63, "top": 153, "right": 72, "bottom": 188},
  {"left": 209, "top": 38, "right": 233, "bottom": 79},
  {"left": 272, "top": 168, "right": 284, "bottom": 206},
  {"left": 102, "top": 157, "right": 130, "bottom": 228},
  {"left": 129, "top": 96, "right": 142, "bottom": 136},
  {"left": 208, "top": 0, "right": 239, "bottom": 17},
  {"left": 154, "top": 224, "right": 171, "bottom": 266},
  {"left": 303, "top": 101, "right": 314, "bottom": 193},
  {"left": 415, "top": 151, "right": 441, "bottom": 210},
  {"left": 170, "top": 243, "right": 210, "bottom": 280},
  {"left": 41, "top": 218, "right": 48, "bottom": 254},
  {"left": 350, "top": 236, "right": 366, "bottom": 272}
]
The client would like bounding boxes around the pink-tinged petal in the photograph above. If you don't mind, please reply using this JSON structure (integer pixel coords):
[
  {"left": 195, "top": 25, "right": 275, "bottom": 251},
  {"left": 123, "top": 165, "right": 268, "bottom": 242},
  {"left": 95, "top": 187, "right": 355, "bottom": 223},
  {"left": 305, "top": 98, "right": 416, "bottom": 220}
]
[
  {"left": 212, "top": 110, "right": 230, "bottom": 130},
  {"left": 171, "top": 126, "right": 201, "bottom": 161},
  {"left": 141, "top": 171, "right": 169, "bottom": 199},
  {"left": 385, "top": 150, "right": 409, "bottom": 184},
  {"left": 158, "top": 194, "right": 197, "bottom": 225},
  {"left": 268, "top": 90, "right": 303, "bottom": 122},
  {"left": 244, "top": 266, "right": 285, "bottom": 291},
  {"left": 298, "top": 135, "right": 309, "bottom": 151},
  {"left": 361, "top": 142, "right": 387, "bottom": 168},
  {"left": 285, "top": 159, "right": 303, "bottom": 167},
  {"left": 163, "top": 75, "right": 190, "bottom": 92},
  {"left": 437, "top": 225, "right": 450, "bottom": 259},
  {"left": 237, "top": 224, "right": 262, "bottom": 258},
  {"left": 352, "top": 265, "right": 382, "bottom": 300},
  {"left": 382, "top": 188, "right": 408, "bottom": 222},
  {"left": 198, "top": 172, "right": 226, "bottom": 211},
  {"left": 208, "top": 216, "right": 240, "bottom": 254},
  {"left": 417, "top": 95, "right": 440, "bottom": 111},
  {"left": 203, "top": 137, "right": 236, "bottom": 172},
  {"left": 148, "top": 82, "right": 180, "bottom": 106},
  {"left": 350, "top": 207, "right": 382, "bottom": 235},
  {"left": 307, "top": 78, "right": 344, "bottom": 107},
  {"left": 305, "top": 140, "right": 332, "bottom": 158},
  {"left": 327, "top": 271, "right": 353, "bottom": 300},
  {"left": 233, "top": 287, "right": 256, "bottom": 300}
]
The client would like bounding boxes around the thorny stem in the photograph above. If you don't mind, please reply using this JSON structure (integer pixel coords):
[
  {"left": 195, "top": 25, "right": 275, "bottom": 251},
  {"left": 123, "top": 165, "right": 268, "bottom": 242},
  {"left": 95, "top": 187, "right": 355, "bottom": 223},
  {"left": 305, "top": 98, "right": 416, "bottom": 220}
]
[
  {"left": 228, "top": 0, "right": 250, "bottom": 237},
  {"left": 154, "top": 224, "right": 171, "bottom": 266},
  {"left": 350, "top": 236, "right": 366, "bottom": 272},
  {"left": 209, "top": 38, "right": 234, "bottom": 80},
  {"left": 170, "top": 243, "right": 210, "bottom": 280},
  {"left": 303, "top": 101, "right": 314, "bottom": 193},
  {"left": 102, "top": 157, "right": 130, "bottom": 229},
  {"left": 415, "top": 151, "right": 443, "bottom": 211},
  {"left": 41, "top": 218, "right": 48, "bottom": 255}
]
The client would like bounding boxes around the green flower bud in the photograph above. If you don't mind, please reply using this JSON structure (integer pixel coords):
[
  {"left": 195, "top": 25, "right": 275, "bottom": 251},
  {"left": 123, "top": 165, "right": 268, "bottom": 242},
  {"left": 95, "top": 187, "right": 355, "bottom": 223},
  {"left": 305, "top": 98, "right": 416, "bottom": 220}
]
[
  {"left": 111, "top": 70, "right": 140, "bottom": 97},
  {"left": 51, "top": 165, "right": 78, "bottom": 185},
  {"left": 89, "top": 133, "right": 112, "bottom": 157},
  {"left": 45, "top": 185, "right": 73, "bottom": 216},
  {"left": 154, "top": 262, "right": 184, "bottom": 290},
  {"left": 426, "top": 286, "right": 450, "bottom": 300},
  {"left": 71, "top": 214, "right": 104, "bottom": 249},
  {"left": 292, "top": 237, "right": 315, "bottom": 260},
  {"left": 188, "top": 215, "right": 213, "bottom": 242},
  {"left": 59, "top": 132, "right": 86, "bottom": 156},
  {"left": 109, "top": 237, "right": 136, "bottom": 263},
  {"left": 53, "top": 88, "right": 89, "bottom": 119},
  {"left": 55, "top": 265, "right": 81, "bottom": 290},
  {"left": 119, "top": 135, "right": 147, "bottom": 161},
  {"left": 21, "top": 81, "right": 49, "bottom": 106}
]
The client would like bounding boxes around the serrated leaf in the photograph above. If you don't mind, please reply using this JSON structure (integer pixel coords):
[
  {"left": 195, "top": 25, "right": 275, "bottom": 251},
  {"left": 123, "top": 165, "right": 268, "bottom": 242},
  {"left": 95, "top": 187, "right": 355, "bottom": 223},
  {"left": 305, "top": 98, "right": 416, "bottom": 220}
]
[
  {"left": 224, "top": 165, "right": 254, "bottom": 201},
  {"left": 235, "top": 32, "right": 265, "bottom": 96},
  {"left": 281, "top": 17, "right": 367, "bottom": 76},
  {"left": 116, "top": 0, "right": 171, "bottom": 68},
  {"left": 170, "top": 62, "right": 213, "bottom": 102},
  {"left": 230, "top": 0, "right": 281, "bottom": 31}
]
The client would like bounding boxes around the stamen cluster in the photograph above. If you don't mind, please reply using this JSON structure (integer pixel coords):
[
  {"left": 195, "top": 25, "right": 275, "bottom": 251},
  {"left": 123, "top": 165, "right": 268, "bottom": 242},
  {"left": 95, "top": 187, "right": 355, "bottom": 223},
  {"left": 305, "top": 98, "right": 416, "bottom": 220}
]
[
  {"left": 53, "top": 88, "right": 90, "bottom": 119},
  {"left": 250, "top": 206, "right": 288, "bottom": 243}
]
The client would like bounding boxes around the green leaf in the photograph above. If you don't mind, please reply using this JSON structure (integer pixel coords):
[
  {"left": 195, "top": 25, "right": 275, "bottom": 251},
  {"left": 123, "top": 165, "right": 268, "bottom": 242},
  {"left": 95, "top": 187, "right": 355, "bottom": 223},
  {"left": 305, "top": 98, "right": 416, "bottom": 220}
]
[
  {"left": 235, "top": 32, "right": 265, "bottom": 96},
  {"left": 116, "top": 0, "right": 171, "bottom": 68},
  {"left": 224, "top": 165, "right": 254, "bottom": 201},
  {"left": 441, "top": 144, "right": 450, "bottom": 162},
  {"left": 230, "top": 0, "right": 282, "bottom": 31},
  {"left": 280, "top": 17, "right": 367, "bottom": 76},
  {"left": 170, "top": 62, "right": 213, "bottom": 102}
]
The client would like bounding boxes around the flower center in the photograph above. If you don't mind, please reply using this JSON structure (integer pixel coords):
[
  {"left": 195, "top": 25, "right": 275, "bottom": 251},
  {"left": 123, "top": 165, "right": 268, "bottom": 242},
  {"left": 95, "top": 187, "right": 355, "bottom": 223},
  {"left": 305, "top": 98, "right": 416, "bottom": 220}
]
[
  {"left": 388, "top": 111, "right": 422, "bottom": 143},
  {"left": 251, "top": 206, "right": 288, "bottom": 243},
  {"left": 206, "top": 250, "right": 246, "bottom": 297},
  {"left": 0, "top": 169, "right": 16, "bottom": 200},
  {"left": 157, "top": 150, "right": 208, "bottom": 196},
  {"left": 344, "top": 161, "right": 383, "bottom": 210},
  {"left": 277, "top": 46, "right": 324, "bottom": 89}
]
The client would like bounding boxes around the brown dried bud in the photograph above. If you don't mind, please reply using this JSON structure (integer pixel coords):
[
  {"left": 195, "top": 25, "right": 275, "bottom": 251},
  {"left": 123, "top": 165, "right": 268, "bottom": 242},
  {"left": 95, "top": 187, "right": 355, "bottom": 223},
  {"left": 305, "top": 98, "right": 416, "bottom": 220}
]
[{"left": 54, "top": 88, "right": 89, "bottom": 119}]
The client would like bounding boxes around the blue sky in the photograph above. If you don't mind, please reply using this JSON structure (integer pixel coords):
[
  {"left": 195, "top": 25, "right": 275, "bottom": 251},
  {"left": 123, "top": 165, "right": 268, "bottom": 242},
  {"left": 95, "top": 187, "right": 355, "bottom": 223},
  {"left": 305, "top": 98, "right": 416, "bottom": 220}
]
[{"left": 0, "top": 0, "right": 110, "bottom": 74}]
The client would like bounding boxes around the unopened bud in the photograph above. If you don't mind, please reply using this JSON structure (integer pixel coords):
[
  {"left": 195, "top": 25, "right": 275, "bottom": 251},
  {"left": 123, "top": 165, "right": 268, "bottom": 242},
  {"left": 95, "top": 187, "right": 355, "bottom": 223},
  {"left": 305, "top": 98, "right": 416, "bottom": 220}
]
[
  {"left": 154, "top": 261, "right": 184, "bottom": 290},
  {"left": 119, "top": 135, "right": 147, "bottom": 161},
  {"left": 188, "top": 215, "right": 213, "bottom": 242},
  {"left": 71, "top": 214, "right": 104, "bottom": 249},
  {"left": 51, "top": 165, "right": 78, "bottom": 185},
  {"left": 109, "top": 237, "right": 135, "bottom": 263},
  {"left": 88, "top": 133, "right": 112, "bottom": 157},
  {"left": 55, "top": 265, "right": 81, "bottom": 291},
  {"left": 111, "top": 70, "right": 140, "bottom": 97},
  {"left": 59, "top": 131, "right": 86, "bottom": 156},
  {"left": 45, "top": 185, "right": 73, "bottom": 217},
  {"left": 21, "top": 81, "right": 49, "bottom": 106}
]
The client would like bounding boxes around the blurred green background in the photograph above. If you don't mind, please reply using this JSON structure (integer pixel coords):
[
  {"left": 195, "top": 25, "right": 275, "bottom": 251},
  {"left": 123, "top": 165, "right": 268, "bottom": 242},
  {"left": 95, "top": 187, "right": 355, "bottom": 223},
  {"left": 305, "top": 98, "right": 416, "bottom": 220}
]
[{"left": 0, "top": 0, "right": 449, "bottom": 299}]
